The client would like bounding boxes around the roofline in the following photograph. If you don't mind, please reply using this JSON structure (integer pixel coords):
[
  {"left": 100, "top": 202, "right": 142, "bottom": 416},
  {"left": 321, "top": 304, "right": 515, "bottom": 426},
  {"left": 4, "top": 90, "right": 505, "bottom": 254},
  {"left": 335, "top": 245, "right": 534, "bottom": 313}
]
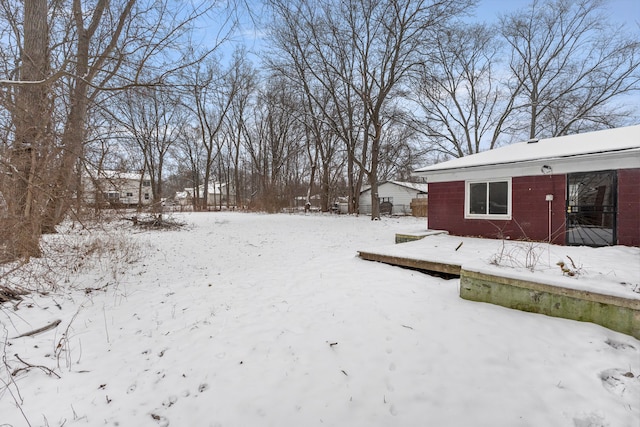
[
  {"left": 388, "top": 180, "right": 428, "bottom": 192},
  {"left": 360, "top": 180, "right": 428, "bottom": 194},
  {"left": 414, "top": 147, "right": 640, "bottom": 182},
  {"left": 415, "top": 146, "right": 638, "bottom": 175}
]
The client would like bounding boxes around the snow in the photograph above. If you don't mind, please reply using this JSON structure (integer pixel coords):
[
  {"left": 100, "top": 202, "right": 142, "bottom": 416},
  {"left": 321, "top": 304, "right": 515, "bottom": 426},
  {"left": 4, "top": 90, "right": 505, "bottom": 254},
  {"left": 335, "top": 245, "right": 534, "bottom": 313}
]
[
  {"left": 364, "top": 232, "right": 640, "bottom": 300},
  {"left": 414, "top": 125, "right": 640, "bottom": 173},
  {"left": 388, "top": 181, "right": 429, "bottom": 193},
  {"left": 1, "top": 212, "right": 639, "bottom": 427}
]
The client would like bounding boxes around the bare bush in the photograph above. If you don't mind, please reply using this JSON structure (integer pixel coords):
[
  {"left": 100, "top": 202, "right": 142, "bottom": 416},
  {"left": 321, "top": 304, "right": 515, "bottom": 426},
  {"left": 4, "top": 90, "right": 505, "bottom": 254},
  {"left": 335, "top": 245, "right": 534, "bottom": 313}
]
[
  {"left": 0, "top": 326, "right": 32, "bottom": 426},
  {"left": 490, "top": 239, "right": 546, "bottom": 272},
  {"left": 0, "top": 219, "right": 144, "bottom": 301},
  {"left": 0, "top": 218, "right": 145, "bottom": 425},
  {"left": 126, "top": 213, "right": 186, "bottom": 230}
]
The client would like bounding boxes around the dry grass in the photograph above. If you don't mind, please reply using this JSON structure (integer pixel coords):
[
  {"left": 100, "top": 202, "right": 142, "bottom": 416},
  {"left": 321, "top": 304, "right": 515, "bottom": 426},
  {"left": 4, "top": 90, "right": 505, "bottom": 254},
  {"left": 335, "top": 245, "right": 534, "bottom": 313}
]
[
  {"left": 0, "top": 216, "right": 148, "bottom": 426},
  {"left": 1, "top": 217, "right": 144, "bottom": 302}
]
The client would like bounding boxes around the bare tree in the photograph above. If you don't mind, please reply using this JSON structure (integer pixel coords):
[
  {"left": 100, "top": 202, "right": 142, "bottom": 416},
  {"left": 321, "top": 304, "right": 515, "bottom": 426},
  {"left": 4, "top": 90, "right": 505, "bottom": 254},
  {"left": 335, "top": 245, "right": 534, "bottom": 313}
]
[
  {"left": 267, "top": 0, "right": 474, "bottom": 219},
  {"left": 0, "top": 0, "right": 236, "bottom": 259},
  {"left": 501, "top": 0, "right": 640, "bottom": 139},
  {"left": 1, "top": 0, "right": 50, "bottom": 258},
  {"left": 245, "top": 75, "right": 305, "bottom": 212},
  {"left": 189, "top": 57, "right": 240, "bottom": 209},
  {"left": 411, "top": 0, "right": 639, "bottom": 161},
  {"left": 227, "top": 48, "right": 258, "bottom": 210},
  {"left": 266, "top": 51, "right": 339, "bottom": 212},
  {"left": 306, "top": 98, "right": 342, "bottom": 212},
  {"left": 376, "top": 120, "right": 421, "bottom": 181},
  {"left": 175, "top": 124, "right": 206, "bottom": 210},
  {"left": 411, "top": 23, "right": 517, "bottom": 159},
  {"left": 115, "top": 86, "right": 186, "bottom": 211},
  {"left": 266, "top": 0, "right": 366, "bottom": 214}
]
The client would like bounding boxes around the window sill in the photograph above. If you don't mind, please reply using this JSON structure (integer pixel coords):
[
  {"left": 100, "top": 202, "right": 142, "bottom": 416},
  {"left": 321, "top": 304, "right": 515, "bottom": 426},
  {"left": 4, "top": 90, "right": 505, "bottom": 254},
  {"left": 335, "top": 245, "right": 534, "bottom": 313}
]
[{"left": 465, "top": 214, "right": 512, "bottom": 221}]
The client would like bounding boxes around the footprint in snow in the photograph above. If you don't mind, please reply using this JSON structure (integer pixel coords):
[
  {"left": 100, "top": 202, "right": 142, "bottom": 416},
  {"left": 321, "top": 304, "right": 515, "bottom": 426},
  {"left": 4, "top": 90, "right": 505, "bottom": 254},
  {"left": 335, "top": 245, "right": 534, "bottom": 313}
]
[
  {"left": 127, "top": 383, "right": 136, "bottom": 394},
  {"left": 599, "top": 368, "right": 636, "bottom": 397},
  {"left": 162, "top": 395, "right": 178, "bottom": 408},
  {"left": 150, "top": 413, "right": 169, "bottom": 427},
  {"left": 385, "top": 378, "right": 395, "bottom": 392},
  {"left": 604, "top": 338, "right": 636, "bottom": 350},
  {"left": 572, "top": 412, "right": 607, "bottom": 427}
]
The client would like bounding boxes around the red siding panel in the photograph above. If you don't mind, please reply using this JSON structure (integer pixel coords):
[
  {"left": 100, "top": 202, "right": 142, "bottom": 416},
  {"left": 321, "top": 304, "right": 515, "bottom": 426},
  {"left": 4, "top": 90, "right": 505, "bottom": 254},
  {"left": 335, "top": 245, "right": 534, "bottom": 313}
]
[
  {"left": 512, "top": 175, "right": 566, "bottom": 244},
  {"left": 427, "top": 181, "right": 465, "bottom": 233},
  {"left": 617, "top": 169, "right": 640, "bottom": 246},
  {"left": 428, "top": 176, "right": 567, "bottom": 244}
]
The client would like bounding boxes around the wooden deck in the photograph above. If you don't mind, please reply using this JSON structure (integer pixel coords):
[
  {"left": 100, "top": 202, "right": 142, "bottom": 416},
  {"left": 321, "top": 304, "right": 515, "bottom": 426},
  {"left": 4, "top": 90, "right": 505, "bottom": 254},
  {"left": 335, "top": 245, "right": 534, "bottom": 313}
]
[
  {"left": 357, "top": 250, "right": 461, "bottom": 276},
  {"left": 360, "top": 229, "right": 458, "bottom": 275}
]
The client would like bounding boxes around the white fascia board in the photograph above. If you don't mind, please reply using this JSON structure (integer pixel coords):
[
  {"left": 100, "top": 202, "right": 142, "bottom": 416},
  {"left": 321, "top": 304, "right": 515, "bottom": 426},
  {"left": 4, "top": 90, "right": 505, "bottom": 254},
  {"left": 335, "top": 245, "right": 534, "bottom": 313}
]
[{"left": 415, "top": 148, "right": 640, "bottom": 183}]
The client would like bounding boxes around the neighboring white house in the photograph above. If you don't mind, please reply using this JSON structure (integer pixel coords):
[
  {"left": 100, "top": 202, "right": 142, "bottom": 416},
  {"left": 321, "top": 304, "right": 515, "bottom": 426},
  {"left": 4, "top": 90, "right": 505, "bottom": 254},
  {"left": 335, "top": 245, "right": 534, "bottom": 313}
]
[
  {"left": 82, "top": 170, "right": 152, "bottom": 207},
  {"left": 358, "top": 181, "right": 428, "bottom": 215},
  {"left": 175, "top": 181, "right": 236, "bottom": 207}
]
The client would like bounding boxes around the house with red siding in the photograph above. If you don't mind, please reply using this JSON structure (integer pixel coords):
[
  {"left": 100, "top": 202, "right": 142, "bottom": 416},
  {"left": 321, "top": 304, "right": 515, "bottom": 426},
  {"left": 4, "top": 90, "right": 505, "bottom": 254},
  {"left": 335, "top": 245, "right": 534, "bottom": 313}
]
[{"left": 414, "top": 125, "right": 640, "bottom": 247}]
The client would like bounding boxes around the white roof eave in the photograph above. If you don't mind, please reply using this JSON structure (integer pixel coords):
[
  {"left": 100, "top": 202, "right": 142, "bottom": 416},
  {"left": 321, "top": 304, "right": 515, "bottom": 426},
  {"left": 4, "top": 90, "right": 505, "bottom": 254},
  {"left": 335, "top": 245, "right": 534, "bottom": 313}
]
[
  {"left": 414, "top": 148, "right": 640, "bottom": 183},
  {"left": 414, "top": 125, "right": 640, "bottom": 181}
]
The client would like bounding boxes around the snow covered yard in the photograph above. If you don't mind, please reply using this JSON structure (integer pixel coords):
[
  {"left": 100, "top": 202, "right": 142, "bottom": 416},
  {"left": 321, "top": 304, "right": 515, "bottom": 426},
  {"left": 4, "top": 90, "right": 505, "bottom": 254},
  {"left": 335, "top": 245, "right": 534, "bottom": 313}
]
[{"left": 1, "top": 212, "right": 639, "bottom": 427}]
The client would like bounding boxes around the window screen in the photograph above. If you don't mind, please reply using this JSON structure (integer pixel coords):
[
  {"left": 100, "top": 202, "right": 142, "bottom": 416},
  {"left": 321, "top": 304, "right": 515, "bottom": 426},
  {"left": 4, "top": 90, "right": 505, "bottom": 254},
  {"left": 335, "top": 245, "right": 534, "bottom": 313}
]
[
  {"left": 469, "top": 183, "right": 487, "bottom": 214},
  {"left": 488, "top": 181, "right": 508, "bottom": 214},
  {"left": 466, "top": 179, "right": 510, "bottom": 218}
]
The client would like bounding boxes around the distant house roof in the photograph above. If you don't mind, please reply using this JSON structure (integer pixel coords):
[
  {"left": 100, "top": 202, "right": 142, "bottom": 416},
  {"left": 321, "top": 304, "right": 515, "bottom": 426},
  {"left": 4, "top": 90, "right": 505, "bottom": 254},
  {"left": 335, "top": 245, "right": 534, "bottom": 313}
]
[
  {"left": 360, "top": 181, "right": 428, "bottom": 194},
  {"left": 389, "top": 181, "right": 428, "bottom": 193},
  {"left": 87, "top": 169, "right": 149, "bottom": 182},
  {"left": 414, "top": 125, "right": 640, "bottom": 182},
  {"left": 176, "top": 182, "right": 228, "bottom": 199}
]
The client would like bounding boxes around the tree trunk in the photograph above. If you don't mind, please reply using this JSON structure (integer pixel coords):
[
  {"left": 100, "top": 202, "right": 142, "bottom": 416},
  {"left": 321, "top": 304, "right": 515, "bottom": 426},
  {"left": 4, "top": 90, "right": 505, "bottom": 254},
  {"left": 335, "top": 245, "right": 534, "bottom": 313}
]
[
  {"left": 6, "top": 0, "right": 50, "bottom": 258},
  {"left": 529, "top": 91, "right": 538, "bottom": 139},
  {"left": 369, "top": 121, "right": 382, "bottom": 220},
  {"left": 321, "top": 163, "right": 330, "bottom": 212},
  {"left": 41, "top": 4, "right": 93, "bottom": 233},
  {"left": 369, "top": 179, "right": 380, "bottom": 220}
]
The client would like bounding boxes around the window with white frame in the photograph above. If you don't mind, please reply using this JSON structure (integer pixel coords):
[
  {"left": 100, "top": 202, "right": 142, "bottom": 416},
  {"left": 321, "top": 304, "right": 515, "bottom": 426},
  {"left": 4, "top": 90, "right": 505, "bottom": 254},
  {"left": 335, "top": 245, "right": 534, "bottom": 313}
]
[{"left": 465, "top": 178, "right": 511, "bottom": 219}]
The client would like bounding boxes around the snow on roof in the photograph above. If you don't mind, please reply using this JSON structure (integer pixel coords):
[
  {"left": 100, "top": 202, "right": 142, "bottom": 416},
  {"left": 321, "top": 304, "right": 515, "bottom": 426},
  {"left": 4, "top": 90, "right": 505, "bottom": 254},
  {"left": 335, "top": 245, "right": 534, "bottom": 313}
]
[
  {"left": 389, "top": 181, "right": 428, "bottom": 193},
  {"left": 90, "top": 169, "right": 148, "bottom": 181},
  {"left": 360, "top": 181, "right": 428, "bottom": 194},
  {"left": 415, "top": 125, "right": 640, "bottom": 181},
  {"left": 177, "top": 182, "right": 228, "bottom": 198}
]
